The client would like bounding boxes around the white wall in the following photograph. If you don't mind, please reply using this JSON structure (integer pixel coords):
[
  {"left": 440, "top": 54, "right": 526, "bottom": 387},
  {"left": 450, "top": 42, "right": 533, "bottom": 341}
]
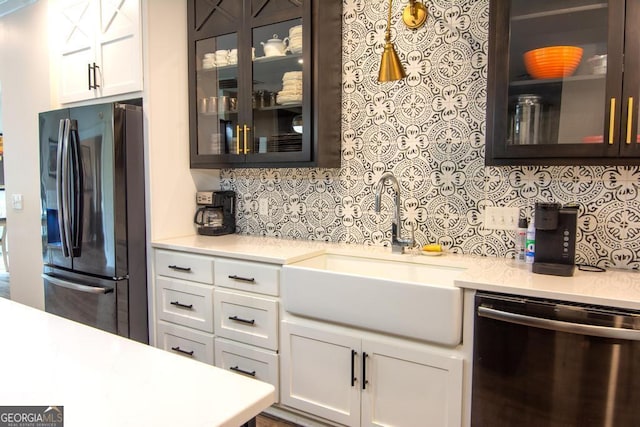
[
  {"left": 0, "top": 0, "right": 51, "bottom": 308},
  {"left": 143, "top": 0, "right": 219, "bottom": 242}
]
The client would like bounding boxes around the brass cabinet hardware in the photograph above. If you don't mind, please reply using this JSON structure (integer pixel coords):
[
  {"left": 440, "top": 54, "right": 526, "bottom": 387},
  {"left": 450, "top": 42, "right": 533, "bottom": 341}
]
[
  {"left": 609, "top": 98, "right": 616, "bottom": 145},
  {"left": 236, "top": 125, "right": 241, "bottom": 154},
  {"left": 243, "top": 125, "right": 251, "bottom": 154},
  {"left": 627, "top": 97, "right": 634, "bottom": 144}
]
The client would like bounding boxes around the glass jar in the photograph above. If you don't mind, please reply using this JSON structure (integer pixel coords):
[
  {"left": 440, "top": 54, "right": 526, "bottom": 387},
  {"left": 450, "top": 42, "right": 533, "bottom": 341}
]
[{"left": 511, "top": 94, "right": 543, "bottom": 145}]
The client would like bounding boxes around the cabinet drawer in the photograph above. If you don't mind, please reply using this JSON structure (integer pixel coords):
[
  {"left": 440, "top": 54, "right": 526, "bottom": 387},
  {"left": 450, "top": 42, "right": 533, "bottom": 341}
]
[
  {"left": 214, "top": 289, "right": 278, "bottom": 351},
  {"left": 215, "top": 338, "right": 279, "bottom": 403},
  {"left": 155, "top": 250, "right": 214, "bottom": 284},
  {"left": 156, "top": 277, "right": 214, "bottom": 332},
  {"left": 215, "top": 258, "right": 280, "bottom": 296},
  {"left": 156, "top": 321, "right": 214, "bottom": 365}
]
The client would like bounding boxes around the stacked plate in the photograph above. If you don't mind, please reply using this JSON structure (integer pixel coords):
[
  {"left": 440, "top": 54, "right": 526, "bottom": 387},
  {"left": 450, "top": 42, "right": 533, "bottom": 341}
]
[
  {"left": 276, "top": 71, "right": 302, "bottom": 105},
  {"left": 287, "top": 25, "right": 302, "bottom": 54},
  {"left": 267, "top": 133, "right": 302, "bottom": 152}
]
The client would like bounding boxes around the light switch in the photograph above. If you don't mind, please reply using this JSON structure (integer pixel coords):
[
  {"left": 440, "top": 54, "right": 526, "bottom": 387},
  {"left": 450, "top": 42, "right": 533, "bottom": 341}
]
[{"left": 12, "top": 194, "right": 23, "bottom": 210}]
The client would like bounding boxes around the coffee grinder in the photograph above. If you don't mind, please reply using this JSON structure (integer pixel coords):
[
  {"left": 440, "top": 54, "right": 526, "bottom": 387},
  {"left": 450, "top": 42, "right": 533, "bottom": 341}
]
[{"left": 532, "top": 202, "right": 579, "bottom": 277}]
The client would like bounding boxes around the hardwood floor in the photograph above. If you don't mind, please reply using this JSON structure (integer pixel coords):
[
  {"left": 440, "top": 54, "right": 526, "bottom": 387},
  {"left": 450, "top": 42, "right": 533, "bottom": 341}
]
[{"left": 256, "top": 414, "right": 302, "bottom": 427}]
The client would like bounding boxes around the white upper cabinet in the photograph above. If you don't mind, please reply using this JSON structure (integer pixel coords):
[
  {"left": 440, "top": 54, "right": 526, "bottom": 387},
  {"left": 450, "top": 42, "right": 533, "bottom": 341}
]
[{"left": 53, "top": 0, "right": 143, "bottom": 103}]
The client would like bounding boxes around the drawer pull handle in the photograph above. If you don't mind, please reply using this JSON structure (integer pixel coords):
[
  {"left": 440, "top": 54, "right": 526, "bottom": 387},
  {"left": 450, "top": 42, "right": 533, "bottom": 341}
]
[
  {"left": 168, "top": 265, "right": 192, "bottom": 272},
  {"left": 228, "top": 315, "right": 255, "bottom": 325},
  {"left": 228, "top": 275, "right": 255, "bottom": 283},
  {"left": 230, "top": 366, "right": 256, "bottom": 377},
  {"left": 171, "top": 346, "right": 194, "bottom": 356},
  {"left": 170, "top": 301, "right": 193, "bottom": 309}
]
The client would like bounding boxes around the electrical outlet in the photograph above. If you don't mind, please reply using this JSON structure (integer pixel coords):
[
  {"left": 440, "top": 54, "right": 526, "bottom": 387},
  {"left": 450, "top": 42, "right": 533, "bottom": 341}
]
[
  {"left": 258, "top": 198, "right": 269, "bottom": 216},
  {"left": 484, "top": 206, "right": 520, "bottom": 230}
]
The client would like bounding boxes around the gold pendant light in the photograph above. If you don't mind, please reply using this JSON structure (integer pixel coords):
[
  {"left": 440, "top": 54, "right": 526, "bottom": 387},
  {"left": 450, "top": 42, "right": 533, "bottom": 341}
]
[{"left": 378, "top": 0, "right": 407, "bottom": 82}]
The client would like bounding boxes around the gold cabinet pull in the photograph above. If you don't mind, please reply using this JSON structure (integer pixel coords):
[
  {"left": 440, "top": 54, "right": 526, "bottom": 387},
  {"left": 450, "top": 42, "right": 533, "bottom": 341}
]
[
  {"left": 243, "top": 125, "right": 251, "bottom": 154},
  {"left": 609, "top": 98, "right": 616, "bottom": 145},
  {"left": 236, "top": 125, "right": 241, "bottom": 154},
  {"left": 627, "top": 97, "right": 634, "bottom": 144}
]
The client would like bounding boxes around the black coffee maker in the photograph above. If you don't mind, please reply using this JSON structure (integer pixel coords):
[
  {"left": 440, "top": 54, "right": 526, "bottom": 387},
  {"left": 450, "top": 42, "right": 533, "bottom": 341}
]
[
  {"left": 533, "top": 202, "right": 579, "bottom": 277},
  {"left": 194, "top": 191, "right": 236, "bottom": 236}
]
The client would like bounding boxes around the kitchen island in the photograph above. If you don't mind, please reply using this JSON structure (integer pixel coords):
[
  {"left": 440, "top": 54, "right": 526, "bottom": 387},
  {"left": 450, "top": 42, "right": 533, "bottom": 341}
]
[{"left": 0, "top": 297, "right": 275, "bottom": 427}]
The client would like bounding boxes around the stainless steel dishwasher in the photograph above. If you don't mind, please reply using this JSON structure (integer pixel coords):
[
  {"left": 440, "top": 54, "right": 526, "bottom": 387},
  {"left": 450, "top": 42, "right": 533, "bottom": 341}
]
[{"left": 471, "top": 292, "right": 640, "bottom": 427}]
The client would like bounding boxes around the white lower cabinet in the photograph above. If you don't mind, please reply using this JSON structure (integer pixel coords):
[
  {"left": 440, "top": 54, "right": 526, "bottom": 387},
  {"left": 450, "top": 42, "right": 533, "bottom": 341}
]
[
  {"left": 215, "top": 337, "right": 279, "bottom": 400},
  {"left": 281, "top": 321, "right": 463, "bottom": 427},
  {"left": 156, "top": 321, "right": 215, "bottom": 365}
]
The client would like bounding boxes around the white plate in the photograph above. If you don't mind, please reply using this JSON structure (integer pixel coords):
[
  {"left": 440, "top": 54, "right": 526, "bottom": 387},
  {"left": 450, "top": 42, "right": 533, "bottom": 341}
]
[{"left": 420, "top": 250, "right": 443, "bottom": 257}]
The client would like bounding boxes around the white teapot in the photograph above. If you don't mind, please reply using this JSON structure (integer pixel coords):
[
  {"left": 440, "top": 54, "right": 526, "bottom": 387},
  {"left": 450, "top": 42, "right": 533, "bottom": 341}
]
[{"left": 261, "top": 34, "right": 288, "bottom": 57}]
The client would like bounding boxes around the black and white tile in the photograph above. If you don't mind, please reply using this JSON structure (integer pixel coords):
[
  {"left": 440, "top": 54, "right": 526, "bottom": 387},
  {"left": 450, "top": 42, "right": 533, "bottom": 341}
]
[{"left": 220, "top": 0, "right": 640, "bottom": 269}]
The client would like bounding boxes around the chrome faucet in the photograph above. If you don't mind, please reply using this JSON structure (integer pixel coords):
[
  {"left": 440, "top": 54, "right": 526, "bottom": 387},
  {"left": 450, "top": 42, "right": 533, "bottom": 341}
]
[{"left": 374, "top": 172, "right": 415, "bottom": 254}]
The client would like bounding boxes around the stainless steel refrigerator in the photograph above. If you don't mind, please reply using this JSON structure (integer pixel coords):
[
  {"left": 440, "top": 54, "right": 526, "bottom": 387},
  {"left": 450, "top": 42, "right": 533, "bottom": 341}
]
[{"left": 39, "top": 100, "right": 148, "bottom": 343}]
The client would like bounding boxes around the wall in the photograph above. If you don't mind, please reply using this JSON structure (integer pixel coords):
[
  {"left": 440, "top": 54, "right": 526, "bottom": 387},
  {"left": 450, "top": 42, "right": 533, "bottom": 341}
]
[
  {"left": 143, "top": 0, "right": 220, "bottom": 242},
  {"left": 220, "top": 0, "right": 640, "bottom": 270},
  {"left": 0, "top": 0, "right": 51, "bottom": 308}
]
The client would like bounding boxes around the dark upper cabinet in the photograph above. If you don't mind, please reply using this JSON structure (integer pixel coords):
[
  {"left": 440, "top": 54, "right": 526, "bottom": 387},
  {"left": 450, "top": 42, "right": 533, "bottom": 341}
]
[
  {"left": 187, "top": 0, "right": 342, "bottom": 169},
  {"left": 486, "top": 0, "right": 640, "bottom": 165}
]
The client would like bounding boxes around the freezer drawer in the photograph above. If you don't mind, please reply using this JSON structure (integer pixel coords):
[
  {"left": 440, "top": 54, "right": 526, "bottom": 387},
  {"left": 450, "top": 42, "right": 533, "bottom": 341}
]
[{"left": 43, "top": 272, "right": 128, "bottom": 336}]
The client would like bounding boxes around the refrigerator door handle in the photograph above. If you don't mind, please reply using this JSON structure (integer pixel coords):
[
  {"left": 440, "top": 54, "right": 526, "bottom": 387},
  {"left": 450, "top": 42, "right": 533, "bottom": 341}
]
[
  {"left": 61, "top": 119, "right": 74, "bottom": 258},
  {"left": 56, "top": 119, "right": 70, "bottom": 257},
  {"left": 43, "top": 274, "right": 113, "bottom": 294},
  {"left": 68, "top": 120, "right": 84, "bottom": 257}
]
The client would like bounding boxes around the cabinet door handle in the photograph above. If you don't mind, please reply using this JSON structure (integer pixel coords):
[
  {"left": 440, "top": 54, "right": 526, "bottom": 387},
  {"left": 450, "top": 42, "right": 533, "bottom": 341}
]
[
  {"left": 228, "top": 274, "right": 255, "bottom": 283},
  {"left": 87, "top": 63, "right": 92, "bottom": 90},
  {"left": 170, "top": 301, "right": 193, "bottom": 309},
  {"left": 351, "top": 350, "right": 357, "bottom": 387},
  {"left": 236, "top": 125, "right": 241, "bottom": 154},
  {"left": 609, "top": 97, "right": 616, "bottom": 145},
  {"left": 228, "top": 315, "right": 255, "bottom": 325},
  {"left": 243, "top": 124, "right": 251, "bottom": 154},
  {"left": 626, "top": 97, "right": 634, "bottom": 144},
  {"left": 362, "top": 352, "right": 369, "bottom": 390},
  {"left": 171, "top": 346, "right": 194, "bottom": 356},
  {"left": 168, "top": 265, "right": 192, "bottom": 272},
  {"left": 92, "top": 62, "right": 100, "bottom": 88},
  {"left": 230, "top": 366, "right": 256, "bottom": 377}
]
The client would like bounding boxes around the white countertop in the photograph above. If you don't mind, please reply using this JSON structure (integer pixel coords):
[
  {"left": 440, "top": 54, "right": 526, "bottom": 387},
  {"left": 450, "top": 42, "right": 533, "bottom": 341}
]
[
  {"left": 0, "top": 298, "right": 275, "bottom": 427},
  {"left": 153, "top": 235, "right": 640, "bottom": 310},
  {"left": 153, "top": 234, "right": 327, "bottom": 264}
]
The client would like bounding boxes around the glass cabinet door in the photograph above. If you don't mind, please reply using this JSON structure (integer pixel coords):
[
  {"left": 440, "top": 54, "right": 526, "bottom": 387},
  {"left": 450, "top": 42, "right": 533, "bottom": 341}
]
[
  {"left": 620, "top": 0, "right": 640, "bottom": 157},
  {"left": 195, "top": 33, "right": 239, "bottom": 157},
  {"left": 506, "top": 0, "right": 617, "bottom": 148},
  {"left": 246, "top": 18, "right": 304, "bottom": 157},
  {"left": 486, "top": 0, "right": 634, "bottom": 164}
]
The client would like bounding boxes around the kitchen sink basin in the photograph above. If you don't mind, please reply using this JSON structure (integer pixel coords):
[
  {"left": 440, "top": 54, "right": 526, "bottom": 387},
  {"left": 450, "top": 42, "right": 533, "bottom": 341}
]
[{"left": 281, "top": 253, "right": 464, "bottom": 346}]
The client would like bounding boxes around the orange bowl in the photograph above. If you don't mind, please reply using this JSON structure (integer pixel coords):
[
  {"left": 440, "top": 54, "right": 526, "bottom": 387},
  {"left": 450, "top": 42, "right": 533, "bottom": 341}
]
[{"left": 523, "top": 46, "right": 583, "bottom": 79}]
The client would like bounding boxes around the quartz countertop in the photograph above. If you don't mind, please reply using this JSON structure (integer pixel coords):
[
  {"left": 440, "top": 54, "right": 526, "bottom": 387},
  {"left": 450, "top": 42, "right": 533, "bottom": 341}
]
[
  {"left": 0, "top": 298, "right": 275, "bottom": 427},
  {"left": 153, "top": 235, "right": 640, "bottom": 310}
]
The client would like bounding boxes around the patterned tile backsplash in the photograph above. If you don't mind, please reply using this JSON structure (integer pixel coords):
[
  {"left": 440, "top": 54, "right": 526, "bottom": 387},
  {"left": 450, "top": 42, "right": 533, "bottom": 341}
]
[{"left": 220, "top": 0, "right": 640, "bottom": 270}]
